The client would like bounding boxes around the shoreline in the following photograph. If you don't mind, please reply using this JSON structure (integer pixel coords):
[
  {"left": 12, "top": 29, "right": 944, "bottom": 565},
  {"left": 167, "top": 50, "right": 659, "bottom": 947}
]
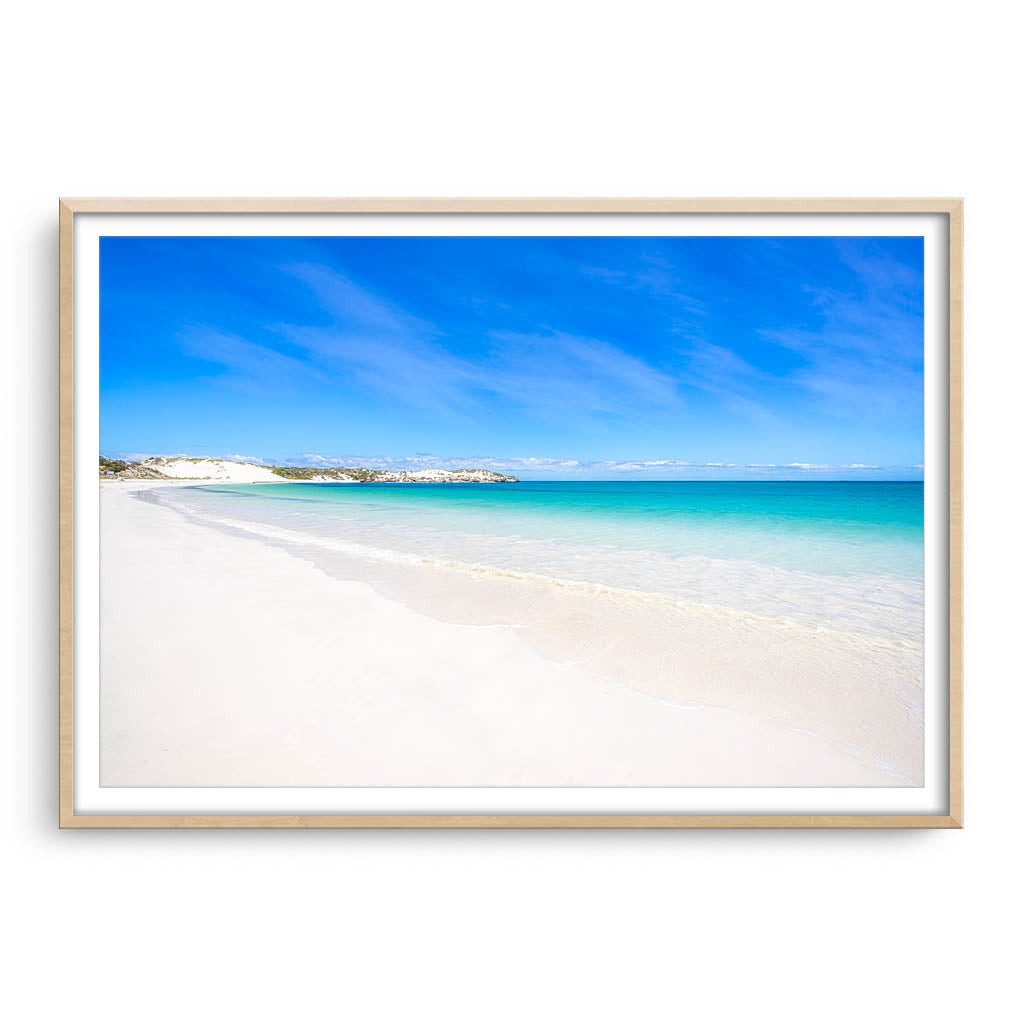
[{"left": 100, "top": 481, "right": 919, "bottom": 787}]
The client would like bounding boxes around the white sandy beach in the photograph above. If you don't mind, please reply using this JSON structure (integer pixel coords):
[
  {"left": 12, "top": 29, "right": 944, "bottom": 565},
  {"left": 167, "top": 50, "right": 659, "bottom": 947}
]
[{"left": 100, "top": 481, "right": 909, "bottom": 787}]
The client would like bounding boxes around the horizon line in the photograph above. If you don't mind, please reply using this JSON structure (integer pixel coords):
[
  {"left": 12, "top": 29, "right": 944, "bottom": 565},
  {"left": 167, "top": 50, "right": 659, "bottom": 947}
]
[{"left": 102, "top": 451, "right": 923, "bottom": 473}]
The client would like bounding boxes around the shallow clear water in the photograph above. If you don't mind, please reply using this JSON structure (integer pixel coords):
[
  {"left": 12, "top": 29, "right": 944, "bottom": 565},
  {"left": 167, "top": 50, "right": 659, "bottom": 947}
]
[{"left": 152, "top": 480, "right": 924, "bottom": 644}]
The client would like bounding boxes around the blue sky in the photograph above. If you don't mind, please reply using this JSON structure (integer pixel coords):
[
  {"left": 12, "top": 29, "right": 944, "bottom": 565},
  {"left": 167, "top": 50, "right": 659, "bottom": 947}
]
[{"left": 100, "top": 234, "right": 924, "bottom": 479}]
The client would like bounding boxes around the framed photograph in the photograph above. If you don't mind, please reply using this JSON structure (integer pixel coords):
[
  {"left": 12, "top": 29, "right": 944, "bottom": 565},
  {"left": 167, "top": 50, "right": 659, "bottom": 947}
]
[{"left": 59, "top": 198, "right": 962, "bottom": 829}]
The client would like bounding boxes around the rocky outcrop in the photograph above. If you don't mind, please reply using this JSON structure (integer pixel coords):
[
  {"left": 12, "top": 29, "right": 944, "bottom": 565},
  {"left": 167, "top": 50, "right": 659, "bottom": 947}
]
[{"left": 270, "top": 466, "right": 518, "bottom": 483}]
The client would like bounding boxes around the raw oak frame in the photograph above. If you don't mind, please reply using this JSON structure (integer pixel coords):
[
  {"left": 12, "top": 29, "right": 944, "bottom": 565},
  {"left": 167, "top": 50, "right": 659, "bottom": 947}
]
[{"left": 58, "top": 197, "right": 964, "bottom": 829}]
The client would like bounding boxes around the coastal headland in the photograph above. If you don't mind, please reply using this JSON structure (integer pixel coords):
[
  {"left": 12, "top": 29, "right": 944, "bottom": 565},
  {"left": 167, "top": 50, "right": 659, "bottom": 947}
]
[{"left": 100, "top": 455, "right": 518, "bottom": 484}]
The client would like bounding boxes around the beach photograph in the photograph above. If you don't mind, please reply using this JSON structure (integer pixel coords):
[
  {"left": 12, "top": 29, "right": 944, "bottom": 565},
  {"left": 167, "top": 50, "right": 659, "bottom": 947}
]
[{"left": 98, "top": 233, "right": 925, "bottom": 789}]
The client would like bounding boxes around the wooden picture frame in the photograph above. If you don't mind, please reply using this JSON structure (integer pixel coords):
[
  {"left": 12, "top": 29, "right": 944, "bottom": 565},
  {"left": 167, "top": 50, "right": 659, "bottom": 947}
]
[{"left": 59, "top": 198, "right": 962, "bottom": 829}]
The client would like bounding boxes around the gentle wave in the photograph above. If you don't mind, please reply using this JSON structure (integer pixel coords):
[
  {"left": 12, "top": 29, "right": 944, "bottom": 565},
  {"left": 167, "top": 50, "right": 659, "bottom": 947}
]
[
  {"left": 149, "top": 489, "right": 923, "bottom": 655},
  {"left": 185, "top": 478, "right": 925, "bottom": 579}
]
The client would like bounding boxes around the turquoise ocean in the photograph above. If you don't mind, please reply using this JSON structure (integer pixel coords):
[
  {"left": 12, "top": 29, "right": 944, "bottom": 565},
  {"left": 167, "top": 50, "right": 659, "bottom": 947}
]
[{"left": 152, "top": 480, "right": 924, "bottom": 646}]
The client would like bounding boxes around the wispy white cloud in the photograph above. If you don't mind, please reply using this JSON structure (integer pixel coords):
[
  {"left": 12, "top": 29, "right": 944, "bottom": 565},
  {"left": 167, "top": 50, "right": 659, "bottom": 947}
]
[
  {"left": 582, "top": 253, "right": 707, "bottom": 316},
  {"left": 265, "top": 266, "right": 684, "bottom": 427},
  {"left": 223, "top": 453, "right": 271, "bottom": 464},
  {"left": 178, "top": 327, "right": 323, "bottom": 392},
  {"left": 483, "top": 330, "right": 682, "bottom": 423},
  {"left": 757, "top": 240, "right": 923, "bottom": 423},
  {"left": 674, "top": 338, "right": 782, "bottom": 428}
]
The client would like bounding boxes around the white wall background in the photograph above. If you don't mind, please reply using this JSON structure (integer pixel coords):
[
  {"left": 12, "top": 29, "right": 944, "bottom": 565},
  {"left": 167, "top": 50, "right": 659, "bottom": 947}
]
[{"left": 1, "top": 2, "right": 1018, "bottom": 1020}]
